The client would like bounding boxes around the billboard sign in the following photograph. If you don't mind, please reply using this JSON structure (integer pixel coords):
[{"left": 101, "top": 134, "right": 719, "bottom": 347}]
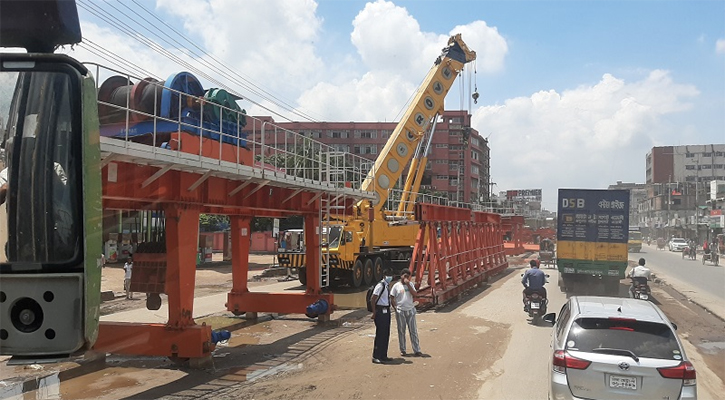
[{"left": 505, "top": 188, "right": 542, "bottom": 202}]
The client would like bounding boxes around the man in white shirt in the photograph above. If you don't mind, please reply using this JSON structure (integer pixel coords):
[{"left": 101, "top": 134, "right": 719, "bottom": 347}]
[
  {"left": 390, "top": 268, "right": 422, "bottom": 357},
  {"left": 629, "top": 257, "right": 651, "bottom": 297},
  {"left": 124, "top": 256, "right": 134, "bottom": 299}
]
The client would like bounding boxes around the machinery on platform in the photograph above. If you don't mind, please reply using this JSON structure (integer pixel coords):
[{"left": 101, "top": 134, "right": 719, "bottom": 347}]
[{"left": 279, "top": 34, "right": 478, "bottom": 288}]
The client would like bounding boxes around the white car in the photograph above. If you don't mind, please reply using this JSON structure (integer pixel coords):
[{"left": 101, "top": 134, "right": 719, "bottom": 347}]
[
  {"left": 546, "top": 296, "right": 696, "bottom": 400},
  {"left": 669, "top": 238, "right": 688, "bottom": 252}
]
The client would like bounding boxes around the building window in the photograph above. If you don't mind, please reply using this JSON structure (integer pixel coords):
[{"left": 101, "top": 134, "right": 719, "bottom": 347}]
[
  {"left": 702, "top": 152, "right": 712, "bottom": 157},
  {"left": 471, "top": 166, "right": 479, "bottom": 175},
  {"left": 701, "top": 164, "right": 711, "bottom": 169},
  {"left": 685, "top": 153, "right": 694, "bottom": 158},
  {"left": 715, "top": 164, "right": 724, "bottom": 169},
  {"left": 471, "top": 138, "right": 479, "bottom": 147},
  {"left": 472, "top": 151, "right": 479, "bottom": 160},
  {"left": 449, "top": 117, "right": 462, "bottom": 124},
  {"left": 329, "top": 130, "right": 349, "bottom": 139},
  {"left": 436, "top": 144, "right": 448, "bottom": 148},
  {"left": 435, "top": 175, "right": 448, "bottom": 180},
  {"left": 435, "top": 159, "right": 448, "bottom": 164},
  {"left": 716, "top": 151, "right": 724, "bottom": 156},
  {"left": 355, "top": 130, "right": 377, "bottom": 139},
  {"left": 685, "top": 165, "right": 696, "bottom": 170}
]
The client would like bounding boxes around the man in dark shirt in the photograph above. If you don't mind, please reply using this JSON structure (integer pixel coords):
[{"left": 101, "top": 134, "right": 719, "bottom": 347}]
[{"left": 522, "top": 259, "right": 547, "bottom": 311}]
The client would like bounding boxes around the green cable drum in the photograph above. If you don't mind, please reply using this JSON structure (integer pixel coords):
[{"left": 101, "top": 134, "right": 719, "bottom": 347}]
[{"left": 204, "top": 88, "right": 246, "bottom": 126}]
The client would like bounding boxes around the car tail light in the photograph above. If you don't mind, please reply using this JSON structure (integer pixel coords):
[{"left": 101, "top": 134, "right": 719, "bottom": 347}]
[
  {"left": 553, "top": 350, "right": 591, "bottom": 373},
  {"left": 658, "top": 361, "right": 696, "bottom": 385}
]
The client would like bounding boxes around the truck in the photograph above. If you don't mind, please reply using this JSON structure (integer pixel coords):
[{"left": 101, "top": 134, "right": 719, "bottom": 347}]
[
  {"left": 556, "top": 189, "right": 630, "bottom": 294},
  {"left": 628, "top": 227, "right": 643, "bottom": 252},
  {"left": 279, "top": 35, "right": 477, "bottom": 288}
]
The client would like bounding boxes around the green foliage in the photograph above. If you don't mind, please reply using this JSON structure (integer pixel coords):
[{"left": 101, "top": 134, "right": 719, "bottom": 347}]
[{"left": 199, "top": 214, "right": 230, "bottom": 232}]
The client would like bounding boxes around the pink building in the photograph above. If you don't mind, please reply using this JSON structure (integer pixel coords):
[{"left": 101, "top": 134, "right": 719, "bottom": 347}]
[{"left": 246, "top": 110, "right": 491, "bottom": 203}]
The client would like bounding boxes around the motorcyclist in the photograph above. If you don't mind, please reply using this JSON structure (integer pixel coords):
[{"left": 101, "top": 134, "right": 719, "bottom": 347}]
[
  {"left": 522, "top": 259, "right": 547, "bottom": 311},
  {"left": 629, "top": 257, "right": 651, "bottom": 297}
]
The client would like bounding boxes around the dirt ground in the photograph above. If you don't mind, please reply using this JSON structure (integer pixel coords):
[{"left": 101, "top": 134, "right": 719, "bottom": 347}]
[
  {"left": 100, "top": 253, "right": 280, "bottom": 315},
  {"left": 10, "top": 254, "right": 724, "bottom": 400}
]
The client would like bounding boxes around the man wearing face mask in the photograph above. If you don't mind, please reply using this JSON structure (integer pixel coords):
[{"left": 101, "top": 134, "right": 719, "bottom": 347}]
[{"left": 370, "top": 268, "right": 394, "bottom": 364}]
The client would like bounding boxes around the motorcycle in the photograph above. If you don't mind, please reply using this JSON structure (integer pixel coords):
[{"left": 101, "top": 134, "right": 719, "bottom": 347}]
[
  {"left": 630, "top": 277, "right": 651, "bottom": 301},
  {"left": 526, "top": 291, "right": 548, "bottom": 323},
  {"left": 522, "top": 273, "right": 549, "bottom": 324},
  {"left": 682, "top": 244, "right": 696, "bottom": 260}
]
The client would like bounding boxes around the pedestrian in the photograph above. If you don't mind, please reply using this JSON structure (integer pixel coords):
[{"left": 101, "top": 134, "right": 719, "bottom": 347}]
[
  {"left": 390, "top": 268, "right": 422, "bottom": 357},
  {"left": 124, "top": 256, "right": 133, "bottom": 299},
  {"left": 370, "top": 268, "right": 393, "bottom": 364}
]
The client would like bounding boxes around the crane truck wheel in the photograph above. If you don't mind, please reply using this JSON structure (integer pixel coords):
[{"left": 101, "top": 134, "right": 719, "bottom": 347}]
[
  {"left": 363, "top": 258, "right": 375, "bottom": 286},
  {"left": 352, "top": 259, "right": 364, "bottom": 288},
  {"left": 373, "top": 257, "right": 384, "bottom": 281},
  {"left": 298, "top": 267, "right": 307, "bottom": 285}
]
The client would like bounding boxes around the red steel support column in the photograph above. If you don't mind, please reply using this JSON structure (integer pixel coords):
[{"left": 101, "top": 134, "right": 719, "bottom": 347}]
[
  {"left": 305, "top": 214, "right": 321, "bottom": 295},
  {"left": 230, "top": 216, "right": 252, "bottom": 293},
  {"left": 227, "top": 216, "right": 251, "bottom": 315},
  {"left": 165, "top": 205, "right": 201, "bottom": 328}
]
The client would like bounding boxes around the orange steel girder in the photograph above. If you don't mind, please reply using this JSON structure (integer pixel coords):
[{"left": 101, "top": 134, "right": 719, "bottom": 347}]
[
  {"left": 102, "top": 161, "right": 347, "bottom": 216},
  {"left": 410, "top": 204, "right": 509, "bottom": 306},
  {"left": 95, "top": 162, "right": 338, "bottom": 359},
  {"left": 226, "top": 214, "right": 334, "bottom": 315}
]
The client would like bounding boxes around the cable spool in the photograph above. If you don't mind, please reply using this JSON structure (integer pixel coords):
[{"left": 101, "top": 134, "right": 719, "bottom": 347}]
[
  {"left": 98, "top": 75, "right": 133, "bottom": 124},
  {"left": 130, "top": 78, "right": 163, "bottom": 122},
  {"left": 160, "top": 72, "right": 205, "bottom": 120}
]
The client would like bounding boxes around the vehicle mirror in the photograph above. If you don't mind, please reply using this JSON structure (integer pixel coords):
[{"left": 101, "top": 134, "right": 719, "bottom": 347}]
[
  {"left": 545, "top": 274, "right": 550, "bottom": 278},
  {"left": 543, "top": 313, "right": 556, "bottom": 324}
]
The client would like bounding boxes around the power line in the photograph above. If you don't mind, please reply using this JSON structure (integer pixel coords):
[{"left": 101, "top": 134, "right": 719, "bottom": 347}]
[
  {"left": 124, "top": 0, "right": 322, "bottom": 122},
  {"left": 77, "top": 0, "right": 322, "bottom": 123}
]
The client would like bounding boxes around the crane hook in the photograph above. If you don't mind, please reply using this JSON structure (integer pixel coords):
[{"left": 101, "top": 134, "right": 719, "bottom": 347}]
[{"left": 472, "top": 91, "right": 479, "bottom": 104}]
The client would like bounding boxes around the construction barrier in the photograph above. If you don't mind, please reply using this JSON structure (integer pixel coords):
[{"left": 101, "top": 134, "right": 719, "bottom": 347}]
[{"left": 410, "top": 203, "right": 509, "bottom": 306}]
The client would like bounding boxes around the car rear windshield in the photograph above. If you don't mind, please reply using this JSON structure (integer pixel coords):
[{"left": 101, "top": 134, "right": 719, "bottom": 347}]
[{"left": 566, "top": 318, "right": 681, "bottom": 360}]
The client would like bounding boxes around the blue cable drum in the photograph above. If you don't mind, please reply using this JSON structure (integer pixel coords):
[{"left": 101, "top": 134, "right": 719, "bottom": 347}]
[{"left": 159, "top": 72, "right": 205, "bottom": 120}]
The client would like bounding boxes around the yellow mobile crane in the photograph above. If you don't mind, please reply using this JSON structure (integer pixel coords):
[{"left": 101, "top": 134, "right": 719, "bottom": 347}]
[{"left": 281, "top": 34, "right": 476, "bottom": 288}]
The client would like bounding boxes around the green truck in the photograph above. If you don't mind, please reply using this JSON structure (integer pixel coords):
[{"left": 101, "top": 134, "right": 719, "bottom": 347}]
[{"left": 556, "top": 189, "right": 630, "bottom": 294}]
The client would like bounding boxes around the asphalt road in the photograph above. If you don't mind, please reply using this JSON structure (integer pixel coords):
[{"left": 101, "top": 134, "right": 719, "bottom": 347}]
[{"left": 634, "top": 243, "right": 724, "bottom": 301}]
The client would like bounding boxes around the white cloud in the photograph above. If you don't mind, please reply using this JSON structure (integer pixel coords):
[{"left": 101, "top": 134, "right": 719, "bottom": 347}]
[
  {"left": 156, "top": 0, "right": 325, "bottom": 99},
  {"left": 717, "top": 38, "right": 725, "bottom": 54},
  {"left": 301, "top": 0, "right": 508, "bottom": 121},
  {"left": 473, "top": 70, "right": 699, "bottom": 209}
]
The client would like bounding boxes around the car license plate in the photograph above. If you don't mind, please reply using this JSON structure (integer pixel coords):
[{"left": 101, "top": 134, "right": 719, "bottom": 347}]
[
  {"left": 609, "top": 375, "right": 636, "bottom": 390},
  {"left": 531, "top": 303, "right": 540, "bottom": 309}
]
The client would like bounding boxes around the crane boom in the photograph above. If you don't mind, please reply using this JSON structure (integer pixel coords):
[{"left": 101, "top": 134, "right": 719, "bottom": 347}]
[{"left": 359, "top": 34, "right": 476, "bottom": 214}]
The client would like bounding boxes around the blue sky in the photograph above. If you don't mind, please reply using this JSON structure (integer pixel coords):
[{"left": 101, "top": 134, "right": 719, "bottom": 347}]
[{"left": 61, "top": 0, "right": 725, "bottom": 209}]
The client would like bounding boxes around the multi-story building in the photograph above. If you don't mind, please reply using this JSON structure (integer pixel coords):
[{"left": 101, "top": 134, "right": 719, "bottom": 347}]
[
  {"left": 246, "top": 110, "right": 491, "bottom": 204},
  {"left": 642, "top": 144, "right": 725, "bottom": 239},
  {"left": 607, "top": 181, "right": 648, "bottom": 229},
  {"left": 646, "top": 144, "right": 725, "bottom": 185}
]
